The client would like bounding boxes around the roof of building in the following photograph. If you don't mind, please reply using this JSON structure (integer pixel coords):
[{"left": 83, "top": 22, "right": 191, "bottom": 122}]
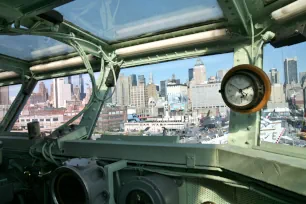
[{"left": 195, "top": 58, "right": 204, "bottom": 66}]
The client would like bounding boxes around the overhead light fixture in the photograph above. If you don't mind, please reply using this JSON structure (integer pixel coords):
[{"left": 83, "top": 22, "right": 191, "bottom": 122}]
[
  {"left": 0, "top": 71, "right": 19, "bottom": 80},
  {"left": 115, "top": 29, "right": 228, "bottom": 57},
  {"left": 30, "top": 55, "right": 96, "bottom": 73},
  {"left": 271, "top": 0, "right": 306, "bottom": 22}
]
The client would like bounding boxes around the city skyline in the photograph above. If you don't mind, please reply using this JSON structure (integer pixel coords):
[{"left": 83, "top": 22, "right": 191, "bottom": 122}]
[{"left": 6, "top": 42, "right": 306, "bottom": 99}]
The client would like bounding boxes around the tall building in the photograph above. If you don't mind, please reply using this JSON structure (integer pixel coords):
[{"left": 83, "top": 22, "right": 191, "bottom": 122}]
[
  {"left": 188, "top": 68, "right": 194, "bottom": 81},
  {"left": 217, "top": 69, "right": 228, "bottom": 80},
  {"left": 130, "top": 82, "right": 148, "bottom": 114},
  {"left": 269, "top": 84, "right": 286, "bottom": 104},
  {"left": 112, "top": 74, "right": 130, "bottom": 106},
  {"left": 130, "top": 74, "right": 137, "bottom": 86},
  {"left": 193, "top": 58, "right": 206, "bottom": 84},
  {"left": 79, "top": 74, "right": 85, "bottom": 100},
  {"left": 299, "top": 72, "right": 306, "bottom": 83},
  {"left": 138, "top": 75, "right": 146, "bottom": 85},
  {"left": 73, "top": 86, "right": 81, "bottom": 100},
  {"left": 149, "top": 72, "right": 154, "bottom": 84},
  {"left": 156, "top": 85, "right": 160, "bottom": 92},
  {"left": 64, "top": 76, "right": 73, "bottom": 93},
  {"left": 0, "top": 86, "right": 9, "bottom": 105},
  {"left": 284, "top": 58, "right": 298, "bottom": 84},
  {"left": 147, "top": 84, "right": 158, "bottom": 100},
  {"left": 269, "top": 68, "right": 280, "bottom": 84},
  {"left": 52, "top": 78, "right": 72, "bottom": 108},
  {"left": 38, "top": 82, "right": 48, "bottom": 101},
  {"left": 160, "top": 80, "right": 167, "bottom": 97}
]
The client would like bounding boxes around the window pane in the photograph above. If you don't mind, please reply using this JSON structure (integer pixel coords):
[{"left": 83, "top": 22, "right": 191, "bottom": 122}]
[
  {"left": 12, "top": 74, "right": 93, "bottom": 135},
  {"left": 0, "top": 35, "right": 73, "bottom": 61},
  {"left": 0, "top": 84, "right": 21, "bottom": 122},
  {"left": 55, "top": 0, "right": 224, "bottom": 42},
  {"left": 93, "top": 53, "right": 233, "bottom": 144},
  {"left": 261, "top": 43, "right": 306, "bottom": 147}
]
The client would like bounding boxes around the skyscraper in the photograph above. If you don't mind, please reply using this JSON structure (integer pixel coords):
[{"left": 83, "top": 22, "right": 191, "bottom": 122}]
[
  {"left": 160, "top": 80, "right": 167, "bottom": 97},
  {"left": 131, "top": 74, "right": 137, "bottom": 86},
  {"left": 138, "top": 75, "right": 146, "bottom": 84},
  {"left": 64, "top": 76, "right": 73, "bottom": 93},
  {"left": 188, "top": 68, "right": 194, "bottom": 81},
  {"left": 217, "top": 69, "right": 228, "bottom": 80},
  {"left": 112, "top": 74, "right": 130, "bottom": 106},
  {"left": 193, "top": 58, "right": 206, "bottom": 84},
  {"left": 0, "top": 86, "right": 9, "bottom": 105},
  {"left": 79, "top": 74, "right": 85, "bottom": 100},
  {"left": 149, "top": 72, "right": 154, "bottom": 84},
  {"left": 130, "top": 82, "right": 148, "bottom": 113},
  {"left": 38, "top": 82, "right": 48, "bottom": 101},
  {"left": 269, "top": 68, "right": 280, "bottom": 84},
  {"left": 284, "top": 58, "right": 298, "bottom": 84},
  {"left": 52, "top": 78, "right": 72, "bottom": 108},
  {"left": 299, "top": 72, "right": 306, "bottom": 83}
]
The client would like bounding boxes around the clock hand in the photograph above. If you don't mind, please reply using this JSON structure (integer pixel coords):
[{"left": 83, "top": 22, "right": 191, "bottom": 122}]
[{"left": 230, "top": 83, "right": 240, "bottom": 90}]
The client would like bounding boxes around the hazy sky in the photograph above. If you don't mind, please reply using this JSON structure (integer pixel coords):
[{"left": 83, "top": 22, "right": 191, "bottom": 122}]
[{"left": 8, "top": 42, "right": 306, "bottom": 98}]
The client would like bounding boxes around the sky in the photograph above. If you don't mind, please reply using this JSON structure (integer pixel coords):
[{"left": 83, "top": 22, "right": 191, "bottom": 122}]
[
  {"left": 8, "top": 41, "right": 306, "bottom": 99},
  {"left": 120, "top": 42, "right": 306, "bottom": 86}
]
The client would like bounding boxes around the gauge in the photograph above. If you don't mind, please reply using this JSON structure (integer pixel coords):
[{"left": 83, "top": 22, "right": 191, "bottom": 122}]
[{"left": 219, "top": 64, "right": 271, "bottom": 113}]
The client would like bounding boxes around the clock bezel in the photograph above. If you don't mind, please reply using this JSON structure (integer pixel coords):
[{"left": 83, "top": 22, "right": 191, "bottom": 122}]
[{"left": 220, "top": 64, "right": 271, "bottom": 114}]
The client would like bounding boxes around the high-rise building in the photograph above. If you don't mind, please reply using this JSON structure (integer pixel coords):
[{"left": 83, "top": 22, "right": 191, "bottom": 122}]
[
  {"left": 52, "top": 78, "right": 72, "bottom": 108},
  {"left": 130, "top": 83, "right": 148, "bottom": 113},
  {"left": 269, "top": 68, "right": 280, "bottom": 84},
  {"left": 193, "top": 58, "right": 206, "bottom": 84},
  {"left": 64, "top": 76, "right": 73, "bottom": 93},
  {"left": 284, "top": 58, "right": 298, "bottom": 84},
  {"left": 188, "top": 68, "right": 194, "bottom": 81},
  {"left": 138, "top": 75, "right": 146, "bottom": 85},
  {"left": 0, "top": 86, "right": 9, "bottom": 105},
  {"left": 79, "top": 74, "right": 85, "bottom": 100},
  {"left": 147, "top": 83, "right": 158, "bottom": 100},
  {"left": 269, "top": 84, "right": 285, "bottom": 104},
  {"left": 160, "top": 80, "right": 167, "bottom": 97},
  {"left": 299, "top": 72, "right": 306, "bottom": 84},
  {"left": 130, "top": 74, "right": 137, "bottom": 86},
  {"left": 217, "top": 69, "right": 228, "bottom": 80},
  {"left": 149, "top": 72, "right": 154, "bottom": 84},
  {"left": 112, "top": 74, "right": 130, "bottom": 106},
  {"left": 38, "top": 82, "right": 48, "bottom": 101},
  {"left": 156, "top": 85, "right": 160, "bottom": 92}
]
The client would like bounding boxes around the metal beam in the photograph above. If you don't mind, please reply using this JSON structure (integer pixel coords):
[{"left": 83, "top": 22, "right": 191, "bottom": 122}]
[
  {"left": 0, "top": 54, "right": 30, "bottom": 74},
  {"left": 0, "top": 78, "right": 37, "bottom": 132},
  {"left": 227, "top": 41, "right": 263, "bottom": 148},
  {"left": 121, "top": 45, "right": 235, "bottom": 68}
]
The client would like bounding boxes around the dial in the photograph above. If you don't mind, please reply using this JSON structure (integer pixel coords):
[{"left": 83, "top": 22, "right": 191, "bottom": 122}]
[
  {"left": 220, "top": 64, "right": 271, "bottom": 114},
  {"left": 224, "top": 74, "right": 255, "bottom": 107}
]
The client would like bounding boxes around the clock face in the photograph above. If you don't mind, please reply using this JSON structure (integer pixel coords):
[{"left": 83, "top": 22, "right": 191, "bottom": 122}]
[
  {"left": 224, "top": 74, "right": 255, "bottom": 107},
  {"left": 220, "top": 64, "right": 271, "bottom": 114}
]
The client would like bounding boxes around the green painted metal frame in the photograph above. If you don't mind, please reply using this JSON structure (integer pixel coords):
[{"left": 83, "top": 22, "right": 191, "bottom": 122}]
[
  {"left": 0, "top": 78, "right": 37, "bottom": 132},
  {"left": 228, "top": 41, "right": 263, "bottom": 148}
]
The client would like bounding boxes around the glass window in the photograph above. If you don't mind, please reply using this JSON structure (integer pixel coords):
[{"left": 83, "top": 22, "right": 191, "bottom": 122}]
[
  {"left": 261, "top": 42, "right": 306, "bottom": 147},
  {"left": 0, "top": 35, "right": 73, "bottom": 61},
  {"left": 13, "top": 73, "right": 93, "bottom": 135},
  {"left": 93, "top": 53, "right": 233, "bottom": 143},
  {"left": 0, "top": 84, "right": 21, "bottom": 122},
  {"left": 55, "top": 0, "right": 224, "bottom": 42}
]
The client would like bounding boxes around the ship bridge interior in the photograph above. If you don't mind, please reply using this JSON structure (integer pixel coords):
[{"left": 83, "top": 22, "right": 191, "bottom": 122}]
[{"left": 0, "top": 0, "right": 306, "bottom": 204}]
